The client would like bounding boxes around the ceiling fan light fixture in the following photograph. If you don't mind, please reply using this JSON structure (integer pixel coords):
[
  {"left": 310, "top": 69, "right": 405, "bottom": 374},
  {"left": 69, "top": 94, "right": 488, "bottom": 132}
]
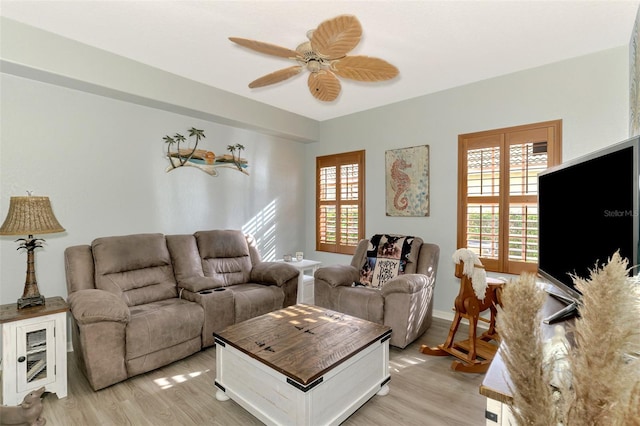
[{"left": 306, "top": 60, "right": 321, "bottom": 73}]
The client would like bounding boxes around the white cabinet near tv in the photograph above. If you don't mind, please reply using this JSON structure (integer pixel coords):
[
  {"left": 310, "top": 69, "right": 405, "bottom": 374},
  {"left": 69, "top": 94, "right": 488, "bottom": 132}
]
[{"left": 1, "top": 297, "right": 68, "bottom": 406}]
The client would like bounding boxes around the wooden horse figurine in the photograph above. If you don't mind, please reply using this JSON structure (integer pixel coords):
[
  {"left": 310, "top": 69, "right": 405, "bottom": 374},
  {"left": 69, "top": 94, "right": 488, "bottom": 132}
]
[{"left": 421, "top": 260, "right": 504, "bottom": 373}]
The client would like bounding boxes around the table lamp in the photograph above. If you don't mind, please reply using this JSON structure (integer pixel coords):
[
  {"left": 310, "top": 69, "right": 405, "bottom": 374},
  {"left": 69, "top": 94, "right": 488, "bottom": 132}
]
[{"left": 0, "top": 194, "right": 65, "bottom": 309}]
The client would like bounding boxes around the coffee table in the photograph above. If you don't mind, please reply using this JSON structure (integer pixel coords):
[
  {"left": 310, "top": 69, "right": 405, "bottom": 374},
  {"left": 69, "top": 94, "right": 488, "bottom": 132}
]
[{"left": 213, "top": 304, "right": 392, "bottom": 426}]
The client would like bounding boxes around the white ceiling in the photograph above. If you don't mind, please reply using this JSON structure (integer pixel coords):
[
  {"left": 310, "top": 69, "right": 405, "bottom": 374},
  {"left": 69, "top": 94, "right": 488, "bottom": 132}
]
[{"left": 2, "top": 0, "right": 639, "bottom": 121}]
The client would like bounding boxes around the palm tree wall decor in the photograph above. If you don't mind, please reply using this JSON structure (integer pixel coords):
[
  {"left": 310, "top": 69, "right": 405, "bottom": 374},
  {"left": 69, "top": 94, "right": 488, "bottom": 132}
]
[{"left": 163, "top": 128, "right": 249, "bottom": 176}]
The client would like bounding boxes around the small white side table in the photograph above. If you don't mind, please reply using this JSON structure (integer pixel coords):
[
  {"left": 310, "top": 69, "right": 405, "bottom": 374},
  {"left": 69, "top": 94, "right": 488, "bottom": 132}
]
[
  {"left": 1, "top": 296, "right": 68, "bottom": 406},
  {"left": 276, "top": 259, "right": 322, "bottom": 304}
]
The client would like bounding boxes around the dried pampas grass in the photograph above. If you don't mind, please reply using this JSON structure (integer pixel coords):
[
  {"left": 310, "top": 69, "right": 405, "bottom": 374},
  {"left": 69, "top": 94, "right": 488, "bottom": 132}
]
[
  {"left": 498, "top": 252, "right": 640, "bottom": 426},
  {"left": 567, "top": 252, "right": 640, "bottom": 425},
  {"left": 497, "top": 273, "right": 558, "bottom": 425}
]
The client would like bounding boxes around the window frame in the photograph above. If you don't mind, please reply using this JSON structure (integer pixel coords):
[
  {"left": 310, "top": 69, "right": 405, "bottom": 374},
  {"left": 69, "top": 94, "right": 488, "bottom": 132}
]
[
  {"left": 457, "top": 120, "right": 562, "bottom": 274},
  {"left": 316, "top": 150, "right": 365, "bottom": 255}
]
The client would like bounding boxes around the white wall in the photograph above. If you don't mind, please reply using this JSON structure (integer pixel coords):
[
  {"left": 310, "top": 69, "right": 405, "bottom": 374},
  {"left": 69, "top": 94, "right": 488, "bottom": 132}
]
[
  {"left": 0, "top": 73, "right": 307, "bottom": 305},
  {"left": 306, "top": 46, "right": 630, "bottom": 317}
]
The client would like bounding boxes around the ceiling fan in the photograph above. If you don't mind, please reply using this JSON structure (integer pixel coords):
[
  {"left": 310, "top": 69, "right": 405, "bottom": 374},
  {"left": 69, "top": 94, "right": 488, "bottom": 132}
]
[{"left": 229, "top": 15, "right": 399, "bottom": 102}]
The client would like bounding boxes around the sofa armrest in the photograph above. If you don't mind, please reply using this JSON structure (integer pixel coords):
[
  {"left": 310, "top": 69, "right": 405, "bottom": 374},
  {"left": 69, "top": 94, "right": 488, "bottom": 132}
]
[
  {"left": 315, "top": 265, "right": 359, "bottom": 288},
  {"left": 68, "top": 289, "right": 130, "bottom": 325},
  {"left": 381, "top": 273, "right": 431, "bottom": 297},
  {"left": 250, "top": 262, "right": 298, "bottom": 286},
  {"left": 178, "top": 276, "right": 225, "bottom": 293},
  {"left": 67, "top": 291, "right": 129, "bottom": 391}
]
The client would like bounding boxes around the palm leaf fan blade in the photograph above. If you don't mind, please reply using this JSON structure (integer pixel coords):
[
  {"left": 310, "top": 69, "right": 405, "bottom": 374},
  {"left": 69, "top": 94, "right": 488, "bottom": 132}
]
[
  {"left": 249, "top": 66, "right": 303, "bottom": 88},
  {"left": 308, "top": 72, "right": 341, "bottom": 102},
  {"left": 332, "top": 56, "right": 399, "bottom": 82},
  {"left": 229, "top": 37, "right": 299, "bottom": 59},
  {"left": 311, "top": 15, "right": 362, "bottom": 59}
]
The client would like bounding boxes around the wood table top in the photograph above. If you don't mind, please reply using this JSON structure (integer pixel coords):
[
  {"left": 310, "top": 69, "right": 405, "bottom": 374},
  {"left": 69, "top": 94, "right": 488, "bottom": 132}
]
[
  {"left": 214, "top": 304, "right": 392, "bottom": 386},
  {"left": 0, "top": 296, "right": 69, "bottom": 324}
]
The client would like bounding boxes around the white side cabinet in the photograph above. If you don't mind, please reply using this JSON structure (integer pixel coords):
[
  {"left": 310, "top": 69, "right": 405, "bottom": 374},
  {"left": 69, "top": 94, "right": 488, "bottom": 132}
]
[
  {"left": 485, "top": 396, "right": 515, "bottom": 425},
  {"left": 1, "top": 296, "right": 68, "bottom": 406},
  {"left": 276, "top": 259, "right": 322, "bottom": 304}
]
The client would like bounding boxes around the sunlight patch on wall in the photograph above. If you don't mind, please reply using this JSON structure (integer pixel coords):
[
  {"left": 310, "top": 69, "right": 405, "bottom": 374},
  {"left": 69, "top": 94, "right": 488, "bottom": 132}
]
[{"left": 242, "top": 198, "right": 277, "bottom": 260}]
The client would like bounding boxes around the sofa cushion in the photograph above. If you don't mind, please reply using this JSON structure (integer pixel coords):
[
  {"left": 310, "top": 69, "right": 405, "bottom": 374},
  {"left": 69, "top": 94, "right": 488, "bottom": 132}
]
[
  {"left": 228, "top": 284, "right": 285, "bottom": 323},
  {"left": 195, "top": 230, "right": 252, "bottom": 285},
  {"left": 92, "top": 234, "right": 178, "bottom": 306},
  {"left": 126, "top": 298, "right": 204, "bottom": 360}
]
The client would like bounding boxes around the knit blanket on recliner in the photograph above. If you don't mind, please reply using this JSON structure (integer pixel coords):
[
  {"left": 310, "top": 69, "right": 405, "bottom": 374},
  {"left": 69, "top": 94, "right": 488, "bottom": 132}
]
[{"left": 357, "top": 234, "right": 416, "bottom": 289}]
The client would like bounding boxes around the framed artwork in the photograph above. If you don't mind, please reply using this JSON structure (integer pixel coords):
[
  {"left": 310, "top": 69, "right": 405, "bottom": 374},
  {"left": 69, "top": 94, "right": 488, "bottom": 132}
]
[
  {"left": 631, "top": 7, "right": 640, "bottom": 138},
  {"left": 385, "top": 145, "right": 430, "bottom": 216}
]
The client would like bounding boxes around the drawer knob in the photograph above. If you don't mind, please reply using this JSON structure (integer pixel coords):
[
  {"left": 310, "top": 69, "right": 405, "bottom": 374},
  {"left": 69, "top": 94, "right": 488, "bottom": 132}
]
[{"left": 17, "top": 356, "right": 26, "bottom": 363}]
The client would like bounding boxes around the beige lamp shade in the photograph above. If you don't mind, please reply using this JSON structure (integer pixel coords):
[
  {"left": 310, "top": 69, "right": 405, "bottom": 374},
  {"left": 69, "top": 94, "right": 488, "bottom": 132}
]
[{"left": 0, "top": 196, "right": 65, "bottom": 235}]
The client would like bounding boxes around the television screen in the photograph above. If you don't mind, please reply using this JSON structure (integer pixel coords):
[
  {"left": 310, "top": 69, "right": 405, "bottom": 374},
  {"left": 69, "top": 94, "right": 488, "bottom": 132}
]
[{"left": 538, "top": 136, "right": 639, "bottom": 302}]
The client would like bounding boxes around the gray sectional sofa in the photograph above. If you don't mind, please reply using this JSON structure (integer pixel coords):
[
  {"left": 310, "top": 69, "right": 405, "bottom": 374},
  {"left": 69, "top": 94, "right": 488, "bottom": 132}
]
[{"left": 64, "top": 229, "right": 299, "bottom": 391}]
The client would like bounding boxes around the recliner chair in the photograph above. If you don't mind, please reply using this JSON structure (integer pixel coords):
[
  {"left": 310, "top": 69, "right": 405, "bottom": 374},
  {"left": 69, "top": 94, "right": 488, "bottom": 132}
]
[{"left": 314, "top": 234, "right": 439, "bottom": 348}]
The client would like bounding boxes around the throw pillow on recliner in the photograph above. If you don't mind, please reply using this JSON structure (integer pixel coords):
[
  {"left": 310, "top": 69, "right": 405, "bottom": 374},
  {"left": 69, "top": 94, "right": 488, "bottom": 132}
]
[{"left": 356, "top": 234, "right": 417, "bottom": 289}]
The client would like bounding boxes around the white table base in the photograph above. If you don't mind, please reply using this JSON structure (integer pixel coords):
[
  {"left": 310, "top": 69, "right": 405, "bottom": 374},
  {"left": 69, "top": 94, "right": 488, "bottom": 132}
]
[{"left": 214, "top": 335, "right": 390, "bottom": 426}]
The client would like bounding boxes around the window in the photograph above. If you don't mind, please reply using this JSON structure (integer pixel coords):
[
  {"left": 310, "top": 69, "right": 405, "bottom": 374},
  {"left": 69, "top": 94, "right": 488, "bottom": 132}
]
[
  {"left": 316, "top": 150, "right": 365, "bottom": 255},
  {"left": 458, "top": 120, "right": 562, "bottom": 274}
]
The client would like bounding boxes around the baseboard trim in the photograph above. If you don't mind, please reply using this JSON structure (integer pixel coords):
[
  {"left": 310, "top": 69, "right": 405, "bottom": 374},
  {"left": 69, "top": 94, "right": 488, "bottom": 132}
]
[{"left": 433, "top": 309, "right": 490, "bottom": 330}]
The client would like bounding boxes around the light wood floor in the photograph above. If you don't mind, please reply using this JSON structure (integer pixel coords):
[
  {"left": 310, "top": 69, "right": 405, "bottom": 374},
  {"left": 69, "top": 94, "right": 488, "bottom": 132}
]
[{"left": 37, "top": 318, "right": 487, "bottom": 425}]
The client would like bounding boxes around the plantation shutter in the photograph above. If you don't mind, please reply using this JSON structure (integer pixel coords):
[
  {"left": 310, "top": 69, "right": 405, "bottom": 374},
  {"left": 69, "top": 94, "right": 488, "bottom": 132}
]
[
  {"left": 458, "top": 121, "right": 562, "bottom": 274},
  {"left": 507, "top": 130, "right": 550, "bottom": 268},
  {"left": 463, "top": 135, "right": 502, "bottom": 271},
  {"left": 316, "top": 150, "right": 365, "bottom": 254}
]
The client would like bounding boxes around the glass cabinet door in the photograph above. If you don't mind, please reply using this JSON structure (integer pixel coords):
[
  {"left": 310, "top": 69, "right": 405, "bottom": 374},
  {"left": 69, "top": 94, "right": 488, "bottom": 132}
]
[{"left": 16, "top": 320, "right": 56, "bottom": 392}]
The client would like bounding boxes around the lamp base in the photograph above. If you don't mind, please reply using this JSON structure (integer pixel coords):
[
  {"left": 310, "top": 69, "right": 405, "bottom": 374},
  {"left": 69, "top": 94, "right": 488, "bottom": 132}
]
[{"left": 18, "top": 294, "right": 46, "bottom": 309}]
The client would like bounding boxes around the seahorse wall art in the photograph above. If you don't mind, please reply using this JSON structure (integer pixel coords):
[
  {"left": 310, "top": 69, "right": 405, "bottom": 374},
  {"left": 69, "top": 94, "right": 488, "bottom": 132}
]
[
  {"left": 391, "top": 158, "right": 412, "bottom": 211},
  {"left": 385, "top": 145, "right": 430, "bottom": 216}
]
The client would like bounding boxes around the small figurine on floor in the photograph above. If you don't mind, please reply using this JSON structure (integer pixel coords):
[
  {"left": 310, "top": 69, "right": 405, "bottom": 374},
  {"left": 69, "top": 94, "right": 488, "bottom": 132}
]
[{"left": 0, "top": 387, "right": 46, "bottom": 426}]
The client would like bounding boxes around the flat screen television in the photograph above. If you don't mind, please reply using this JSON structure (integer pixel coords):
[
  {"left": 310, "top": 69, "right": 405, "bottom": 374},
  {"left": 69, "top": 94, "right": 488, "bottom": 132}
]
[{"left": 537, "top": 135, "right": 640, "bottom": 323}]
